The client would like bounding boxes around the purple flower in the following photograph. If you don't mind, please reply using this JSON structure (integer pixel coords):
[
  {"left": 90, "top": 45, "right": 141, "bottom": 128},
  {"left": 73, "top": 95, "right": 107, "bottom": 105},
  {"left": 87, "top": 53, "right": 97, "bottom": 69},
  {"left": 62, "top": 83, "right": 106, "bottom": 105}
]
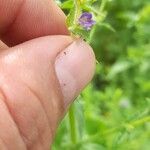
[{"left": 78, "top": 12, "right": 96, "bottom": 30}]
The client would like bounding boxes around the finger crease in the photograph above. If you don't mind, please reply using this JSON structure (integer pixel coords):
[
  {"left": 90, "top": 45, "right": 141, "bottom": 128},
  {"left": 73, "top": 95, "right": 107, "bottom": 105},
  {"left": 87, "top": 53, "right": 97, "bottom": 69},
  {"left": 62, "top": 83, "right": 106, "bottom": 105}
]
[{"left": 0, "top": 86, "right": 27, "bottom": 150}]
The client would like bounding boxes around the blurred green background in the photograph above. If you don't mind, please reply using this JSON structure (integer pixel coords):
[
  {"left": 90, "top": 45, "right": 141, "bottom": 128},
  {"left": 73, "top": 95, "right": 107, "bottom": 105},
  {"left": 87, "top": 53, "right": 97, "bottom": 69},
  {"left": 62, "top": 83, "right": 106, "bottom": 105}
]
[{"left": 53, "top": 0, "right": 150, "bottom": 149}]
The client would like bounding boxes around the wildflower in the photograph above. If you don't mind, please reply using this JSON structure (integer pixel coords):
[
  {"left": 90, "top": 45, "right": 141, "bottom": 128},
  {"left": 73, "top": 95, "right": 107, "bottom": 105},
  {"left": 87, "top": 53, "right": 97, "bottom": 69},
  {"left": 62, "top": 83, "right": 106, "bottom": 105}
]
[{"left": 78, "top": 12, "right": 96, "bottom": 30}]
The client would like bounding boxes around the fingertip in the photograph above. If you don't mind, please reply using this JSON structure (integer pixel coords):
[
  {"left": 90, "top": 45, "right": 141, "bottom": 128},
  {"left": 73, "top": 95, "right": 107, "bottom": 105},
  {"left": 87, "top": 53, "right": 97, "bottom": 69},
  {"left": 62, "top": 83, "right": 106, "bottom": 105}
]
[{"left": 55, "top": 39, "right": 96, "bottom": 106}]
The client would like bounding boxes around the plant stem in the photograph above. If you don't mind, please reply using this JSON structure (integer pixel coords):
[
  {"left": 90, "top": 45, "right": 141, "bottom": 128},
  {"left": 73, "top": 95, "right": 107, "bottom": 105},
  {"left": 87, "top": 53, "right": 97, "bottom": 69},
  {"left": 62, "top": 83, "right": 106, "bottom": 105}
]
[
  {"left": 73, "top": 0, "right": 81, "bottom": 25},
  {"left": 69, "top": 104, "right": 77, "bottom": 144},
  {"left": 88, "top": 0, "right": 107, "bottom": 44},
  {"left": 100, "top": 0, "right": 107, "bottom": 13}
]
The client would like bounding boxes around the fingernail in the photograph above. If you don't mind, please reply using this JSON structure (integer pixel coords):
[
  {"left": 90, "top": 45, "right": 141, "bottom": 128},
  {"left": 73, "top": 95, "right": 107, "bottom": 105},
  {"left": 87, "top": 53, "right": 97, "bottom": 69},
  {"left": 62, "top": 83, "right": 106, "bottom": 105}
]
[{"left": 55, "top": 39, "right": 95, "bottom": 107}]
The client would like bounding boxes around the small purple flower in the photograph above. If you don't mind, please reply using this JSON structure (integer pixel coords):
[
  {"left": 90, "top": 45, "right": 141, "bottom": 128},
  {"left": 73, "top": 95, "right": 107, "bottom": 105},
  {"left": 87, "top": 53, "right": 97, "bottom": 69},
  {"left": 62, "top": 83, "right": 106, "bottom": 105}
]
[{"left": 78, "top": 12, "right": 96, "bottom": 30}]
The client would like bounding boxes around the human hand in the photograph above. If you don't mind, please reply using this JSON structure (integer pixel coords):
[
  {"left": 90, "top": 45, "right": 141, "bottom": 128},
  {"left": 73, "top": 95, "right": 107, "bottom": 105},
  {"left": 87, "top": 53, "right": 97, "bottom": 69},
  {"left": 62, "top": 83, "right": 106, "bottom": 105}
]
[{"left": 0, "top": 0, "right": 95, "bottom": 149}]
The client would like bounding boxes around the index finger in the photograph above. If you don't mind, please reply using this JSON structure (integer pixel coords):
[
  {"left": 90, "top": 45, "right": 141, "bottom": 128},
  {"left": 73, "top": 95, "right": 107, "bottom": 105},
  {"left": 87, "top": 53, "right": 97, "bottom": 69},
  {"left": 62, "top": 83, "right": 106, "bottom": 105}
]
[{"left": 0, "top": 0, "right": 68, "bottom": 46}]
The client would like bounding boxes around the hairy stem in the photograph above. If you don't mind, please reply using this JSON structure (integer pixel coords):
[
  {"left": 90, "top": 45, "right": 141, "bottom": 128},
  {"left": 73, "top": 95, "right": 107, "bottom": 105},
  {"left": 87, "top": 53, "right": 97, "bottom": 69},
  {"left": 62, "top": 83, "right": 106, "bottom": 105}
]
[
  {"left": 73, "top": 0, "right": 82, "bottom": 25},
  {"left": 100, "top": 0, "right": 107, "bottom": 13}
]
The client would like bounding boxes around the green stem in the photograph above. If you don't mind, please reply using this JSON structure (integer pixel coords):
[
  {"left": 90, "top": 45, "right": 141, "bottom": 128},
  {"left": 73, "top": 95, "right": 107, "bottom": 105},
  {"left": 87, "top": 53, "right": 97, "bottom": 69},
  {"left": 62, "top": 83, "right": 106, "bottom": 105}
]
[
  {"left": 88, "top": 0, "right": 107, "bottom": 44},
  {"left": 73, "top": 0, "right": 82, "bottom": 25},
  {"left": 99, "top": 0, "right": 107, "bottom": 13},
  {"left": 69, "top": 104, "right": 77, "bottom": 144}
]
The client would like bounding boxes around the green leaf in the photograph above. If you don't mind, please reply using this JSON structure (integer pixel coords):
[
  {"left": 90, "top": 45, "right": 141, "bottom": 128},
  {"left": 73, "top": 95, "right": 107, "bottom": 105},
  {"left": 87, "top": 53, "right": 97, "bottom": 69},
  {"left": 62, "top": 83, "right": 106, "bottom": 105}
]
[
  {"left": 107, "top": 61, "right": 132, "bottom": 79},
  {"left": 60, "top": 0, "right": 73, "bottom": 9},
  {"left": 98, "top": 22, "right": 116, "bottom": 32}
]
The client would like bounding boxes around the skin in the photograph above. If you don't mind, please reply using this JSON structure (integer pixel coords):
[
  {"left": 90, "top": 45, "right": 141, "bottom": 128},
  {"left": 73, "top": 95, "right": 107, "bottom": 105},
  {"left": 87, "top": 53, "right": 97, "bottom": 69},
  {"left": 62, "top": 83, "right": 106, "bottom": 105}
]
[{"left": 0, "top": 0, "right": 95, "bottom": 149}]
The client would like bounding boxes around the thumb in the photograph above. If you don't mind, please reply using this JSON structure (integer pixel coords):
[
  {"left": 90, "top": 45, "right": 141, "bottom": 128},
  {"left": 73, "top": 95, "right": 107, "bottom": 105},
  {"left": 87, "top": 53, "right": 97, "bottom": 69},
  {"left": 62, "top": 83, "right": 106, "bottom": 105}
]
[
  {"left": 0, "top": 36, "right": 95, "bottom": 149},
  {"left": 55, "top": 39, "right": 95, "bottom": 107}
]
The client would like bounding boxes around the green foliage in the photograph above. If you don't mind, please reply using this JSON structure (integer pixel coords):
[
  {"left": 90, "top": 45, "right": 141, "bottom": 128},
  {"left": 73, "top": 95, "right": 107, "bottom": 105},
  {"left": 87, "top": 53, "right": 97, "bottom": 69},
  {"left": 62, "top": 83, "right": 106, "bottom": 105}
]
[{"left": 53, "top": 0, "right": 150, "bottom": 149}]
